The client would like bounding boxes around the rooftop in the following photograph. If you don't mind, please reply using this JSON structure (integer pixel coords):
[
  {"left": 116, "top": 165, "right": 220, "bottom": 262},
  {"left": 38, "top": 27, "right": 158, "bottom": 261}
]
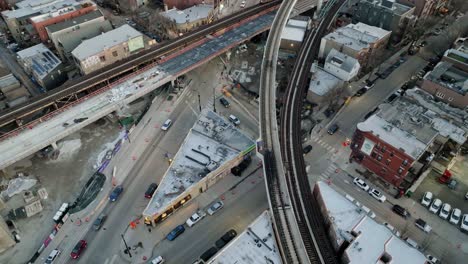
[
  {"left": 315, "top": 181, "right": 427, "bottom": 264},
  {"left": 325, "top": 48, "right": 360, "bottom": 73},
  {"left": 309, "top": 67, "right": 343, "bottom": 96},
  {"left": 55, "top": 20, "right": 113, "bottom": 54},
  {"left": 16, "top": 43, "right": 62, "bottom": 78},
  {"left": 324, "top": 22, "right": 390, "bottom": 52},
  {"left": 453, "top": 37, "right": 468, "bottom": 52},
  {"left": 45, "top": 9, "right": 104, "bottom": 33},
  {"left": 143, "top": 110, "right": 254, "bottom": 217},
  {"left": 72, "top": 24, "right": 142, "bottom": 60},
  {"left": 208, "top": 211, "right": 281, "bottom": 264},
  {"left": 281, "top": 18, "right": 308, "bottom": 42},
  {"left": 425, "top": 61, "right": 468, "bottom": 96},
  {"left": 362, "top": 0, "right": 414, "bottom": 16},
  {"left": 357, "top": 95, "right": 467, "bottom": 159},
  {"left": 444, "top": 48, "right": 468, "bottom": 65},
  {"left": 2, "top": 0, "right": 92, "bottom": 20},
  {"left": 161, "top": 4, "right": 213, "bottom": 24}
]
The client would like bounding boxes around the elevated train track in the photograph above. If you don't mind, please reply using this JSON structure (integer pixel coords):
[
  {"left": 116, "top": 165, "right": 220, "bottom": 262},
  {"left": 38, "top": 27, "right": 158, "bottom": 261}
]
[{"left": 0, "top": 0, "right": 281, "bottom": 133}]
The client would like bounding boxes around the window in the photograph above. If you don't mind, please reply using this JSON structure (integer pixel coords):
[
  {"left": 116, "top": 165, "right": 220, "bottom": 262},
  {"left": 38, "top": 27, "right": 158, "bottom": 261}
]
[
  {"left": 377, "top": 155, "right": 382, "bottom": 161},
  {"left": 398, "top": 168, "right": 403, "bottom": 174},
  {"left": 402, "top": 160, "right": 408, "bottom": 166},
  {"left": 382, "top": 146, "right": 386, "bottom": 152},
  {"left": 112, "top": 51, "right": 118, "bottom": 57},
  {"left": 390, "top": 152, "right": 394, "bottom": 157},
  {"left": 99, "top": 55, "right": 106, "bottom": 62},
  {"left": 371, "top": 152, "right": 377, "bottom": 158},
  {"left": 386, "top": 159, "right": 391, "bottom": 165},
  {"left": 436, "top": 92, "right": 445, "bottom": 99}
]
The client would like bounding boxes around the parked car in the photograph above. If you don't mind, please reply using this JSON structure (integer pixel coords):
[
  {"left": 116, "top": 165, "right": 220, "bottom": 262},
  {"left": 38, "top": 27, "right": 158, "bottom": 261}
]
[
  {"left": 392, "top": 204, "right": 410, "bottom": 219},
  {"left": 429, "top": 198, "right": 442, "bottom": 214},
  {"left": 207, "top": 201, "right": 224, "bottom": 215},
  {"left": 303, "top": 145, "right": 313, "bottom": 154},
  {"left": 93, "top": 214, "right": 106, "bottom": 231},
  {"left": 421, "top": 191, "right": 433, "bottom": 207},
  {"left": 364, "top": 82, "right": 375, "bottom": 90},
  {"left": 386, "top": 93, "right": 399, "bottom": 103},
  {"left": 166, "top": 225, "right": 185, "bottom": 241},
  {"left": 461, "top": 214, "right": 468, "bottom": 233},
  {"left": 353, "top": 177, "right": 370, "bottom": 191},
  {"left": 415, "top": 218, "right": 432, "bottom": 233},
  {"left": 327, "top": 123, "right": 339, "bottom": 135},
  {"left": 426, "top": 255, "right": 440, "bottom": 264},
  {"left": 449, "top": 208, "right": 461, "bottom": 225},
  {"left": 109, "top": 185, "right": 123, "bottom": 202},
  {"left": 200, "top": 247, "right": 218, "bottom": 262},
  {"left": 383, "top": 222, "right": 401, "bottom": 237},
  {"left": 219, "top": 97, "right": 230, "bottom": 107},
  {"left": 186, "top": 211, "right": 206, "bottom": 227},
  {"left": 151, "top": 256, "right": 165, "bottom": 264},
  {"left": 439, "top": 203, "right": 451, "bottom": 220},
  {"left": 70, "top": 240, "right": 87, "bottom": 259},
  {"left": 145, "top": 183, "right": 158, "bottom": 199},
  {"left": 368, "top": 188, "right": 386, "bottom": 202},
  {"left": 161, "top": 119, "right": 173, "bottom": 131},
  {"left": 215, "top": 229, "right": 237, "bottom": 249},
  {"left": 228, "top": 115, "right": 240, "bottom": 126},
  {"left": 354, "top": 87, "right": 368, "bottom": 97},
  {"left": 45, "top": 249, "right": 61, "bottom": 264}
]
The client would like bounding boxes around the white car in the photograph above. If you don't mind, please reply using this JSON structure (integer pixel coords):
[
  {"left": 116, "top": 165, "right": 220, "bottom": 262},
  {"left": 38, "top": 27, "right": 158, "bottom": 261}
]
[
  {"left": 151, "top": 256, "right": 165, "bottom": 264},
  {"left": 429, "top": 198, "right": 442, "bottom": 214},
  {"left": 461, "top": 214, "right": 468, "bottom": 233},
  {"left": 186, "top": 211, "right": 206, "bottom": 227},
  {"left": 449, "top": 208, "right": 461, "bottom": 225},
  {"left": 368, "top": 188, "right": 386, "bottom": 202},
  {"left": 45, "top": 249, "right": 61, "bottom": 264},
  {"left": 207, "top": 201, "right": 224, "bottom": 215},
  {"left": 421, "top": 191, "right": 433, "bottom": 207},
  {"left": 228, "top": 115, "right": 240, "bottom": 126},
  {"left": 161, "top": 119, "right": 172, "bottom": 131},
  {"left": 438, "top": 203, "right": 451, "bottom": 220},
  {"left": 353, "top": 177, "right": 370, "bottom": 191}
]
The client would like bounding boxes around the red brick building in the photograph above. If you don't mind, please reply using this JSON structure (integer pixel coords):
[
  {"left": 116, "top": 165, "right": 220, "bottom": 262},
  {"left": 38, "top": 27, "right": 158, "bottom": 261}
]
[{"left": 30, "top": 2, "right": 96, "bottom": 43}]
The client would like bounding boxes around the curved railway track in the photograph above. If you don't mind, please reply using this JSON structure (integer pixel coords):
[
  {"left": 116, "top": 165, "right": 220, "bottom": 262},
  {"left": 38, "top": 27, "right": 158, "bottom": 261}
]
[{"left": 0, "top": 0, "right": 281, "bottom": 130}]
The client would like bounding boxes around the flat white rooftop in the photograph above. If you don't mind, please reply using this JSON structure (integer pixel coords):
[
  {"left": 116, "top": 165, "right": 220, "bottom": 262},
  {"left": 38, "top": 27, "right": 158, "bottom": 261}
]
[
  {"left": 208, "top": 210, "right": 281, "bottom": 264},
  {"left": 281, "top": 18, "right": 308, "bottom": 42},
  {"left": 309, "top": 67, "right": 343, "bottom": 96},
  {"left": 143, "top": 110, "right": 254, "bottom": 217},
  {"left": 161, "top": 4, "right": 213, "bottom": 24},
  {"left": 324, "top": 22, "right": 390, "bottom": 52},
  {"left": 316, "top": 182, "right": 427, "bottom": 264}
]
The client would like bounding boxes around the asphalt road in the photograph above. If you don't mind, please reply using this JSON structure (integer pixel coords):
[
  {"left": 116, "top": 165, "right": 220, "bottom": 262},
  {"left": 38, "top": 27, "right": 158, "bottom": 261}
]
[{"left": 69, "top": 61, "right": 260, "bottom": 264}]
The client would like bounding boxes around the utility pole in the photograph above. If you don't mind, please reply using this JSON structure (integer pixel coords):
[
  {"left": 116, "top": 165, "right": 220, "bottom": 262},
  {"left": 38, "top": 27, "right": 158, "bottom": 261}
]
[
  {"left": 198, "top": 92, "right": 202, "bottom": 112},
  {"left": 121, "top": 234, "right": 132, "bottom": 258},
  {"left": 213, "top": 86, "right": 217, "bottom": 113}
]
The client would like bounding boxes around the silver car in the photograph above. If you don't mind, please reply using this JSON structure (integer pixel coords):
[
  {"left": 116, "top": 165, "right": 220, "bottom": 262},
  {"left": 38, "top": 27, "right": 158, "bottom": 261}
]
[{"left": 207, "top": 201, "right": 224, "bottom": 215}]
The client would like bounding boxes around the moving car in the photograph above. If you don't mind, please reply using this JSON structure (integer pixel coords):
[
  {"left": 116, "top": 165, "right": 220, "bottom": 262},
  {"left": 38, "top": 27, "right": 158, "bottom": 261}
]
[
  {"left": 45, "top": 249, "right": 61, "bottom": 264},
  {"left": 438, "top": 203, "right": 451, "bottom": 220},
  {"left": 461, "top": 214, "right": 468, "bottom": 233},
  {"left": 429, "top": 198, "right": 442, "bottom": 214},
  {"left": 145, "top": 183, "right": 158, "bottom": 199},
  {"left": 353, "top": 177, "right": 370, "bottom": 191},
  {"left": 421, "top": 191, "right": 433, "bottom": 207},
  {"left": 228, "top": 115, "right": 240, "bottom": 126},
  {"left": 368, "top": 188, "right": 386, "bottom": 202},
  {"left": 219, "top": 97, "right": 230, "bottom": 107},
  {"left": 70, "top": 240, "right": 87, "bottom": 259},
  {"left": 161, "top": 119, "right": 173, "bottom": 131},
  {"left": 392, "top": 204, "right": 410, "bottom": 219},
  {"left": 166, "top": 225, "right": 185, "bottom": 241},
  {"left": 415, "top": 218, "right": 432, "bottom": 233},
  {"left": 186, "top": 211, "right": 206, "bottom": 227},
  {"left": 327, "top": 124, "right": 339, "bottom": 135},
  {"left": 93, "top": 214, "right": 106, "bottom": 231},
  {"left": 449, "top": 208, "right": 461, "bottom": 225},
  {"left": 207, "top": 201, "right": 224, "bottom": 215},
  {"left": 151, "top": 256, "right": 165, "bottom": 264},
  {"left": 109, "top": 185, "right": 123, "bottom": 202},
  {"left": 354, "top": 87, "right": 367, "bottom": 97}
]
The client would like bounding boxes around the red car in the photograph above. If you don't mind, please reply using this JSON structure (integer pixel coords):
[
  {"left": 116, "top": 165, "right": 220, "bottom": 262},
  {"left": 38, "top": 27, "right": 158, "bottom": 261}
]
[{"left": 70, "top": 240, "right": 87, "bottom": 259}]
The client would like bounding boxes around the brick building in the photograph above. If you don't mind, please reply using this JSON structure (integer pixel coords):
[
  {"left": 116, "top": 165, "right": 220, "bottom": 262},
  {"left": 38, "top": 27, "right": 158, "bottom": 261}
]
[
  {"left": 397, "top": 0, "right": 448, "bottom": 18},
  {"left": 350, "top": 93, "right": 466, "bottom": 189}
]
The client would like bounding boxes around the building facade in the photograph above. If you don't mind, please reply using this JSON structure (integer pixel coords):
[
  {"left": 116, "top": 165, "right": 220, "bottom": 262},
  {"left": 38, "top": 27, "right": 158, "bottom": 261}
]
[
  {"left": 45, "top": 10, "right": 112, "bottom": 61},
  {"left": 324, "top": 48, "right": 360, "bottom": 81},
  {"left": 353, "top": 0, "right": 416, "bottom": 43},
  {"left": 280, "top": 17, "right": 309, "bottom": 52},
  {"left": 71, "top": 25, "right": 144, "bottom": 75},
  {"left": 319, "top": 23, "right": 391, "bottom": 69},
  {"left": 161, "top": 4, "right": 213, "bottom": 33},
  {"left": 397, "top": 0, "right": 447, "bottom": 18}
]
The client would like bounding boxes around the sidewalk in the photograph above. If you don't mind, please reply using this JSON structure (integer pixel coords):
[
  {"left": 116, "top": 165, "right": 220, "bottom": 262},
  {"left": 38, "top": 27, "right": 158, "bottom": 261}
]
[
  {"left": 36, "top": 88, "right": 190, "bottom": 263},
  {"left": 120, "top": 160, "right": 264, "bottom": 263}
]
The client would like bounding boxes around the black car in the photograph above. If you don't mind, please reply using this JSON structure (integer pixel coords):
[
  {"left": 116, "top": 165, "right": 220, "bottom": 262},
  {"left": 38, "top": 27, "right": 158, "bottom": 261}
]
[
  {"left": 221, "top": 229, "right": 237, "bottom": 243},
  {"left": 215, "top": 238, "right": 227, "bottom": 249},
  {"left": 219, "top": 97, "right": 230, "bottom": 108},
  {"left": 303, "top": 145, "right": 313, "bottom": 154},
  {"left": 145, "top": 183, "right": 158, "bottom": 199},
  {"left": 386, "top": 93, "right": 398, "bottom": 103},
  {"left": 392, "top": 204, "right": 410, "bottom": 219},
  {"left": 327, "top": 124, "right": 339, "bottom": 135},
  {"left": 355, "top": 87, "right": 368, "bottom": 97},
  {"left": 200, "top": 247, "right": 218, "bottom": 262},
  {"left": 93, "top": 214, "right": 106, "bottom": 230}
]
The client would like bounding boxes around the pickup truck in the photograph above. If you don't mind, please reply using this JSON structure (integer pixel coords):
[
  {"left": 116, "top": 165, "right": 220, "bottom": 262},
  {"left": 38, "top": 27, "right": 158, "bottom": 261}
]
[{"left": 415, "top": 218, "right": 432, "bottom": 233}]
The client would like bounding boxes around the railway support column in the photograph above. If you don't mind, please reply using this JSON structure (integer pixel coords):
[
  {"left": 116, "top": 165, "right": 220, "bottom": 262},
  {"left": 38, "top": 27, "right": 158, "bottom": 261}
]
[
  {"left": 314, "top": 0, "right": 324, "bottom": 19},
  {"left": 51, "top": 142, "right": 58, "bottom": 150}
]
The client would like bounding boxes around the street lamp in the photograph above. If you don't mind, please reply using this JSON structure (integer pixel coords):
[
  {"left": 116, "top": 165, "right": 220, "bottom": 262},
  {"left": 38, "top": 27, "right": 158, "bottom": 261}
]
[{"left": 121, "top": 234, "right": 132, "bottom": 258}]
